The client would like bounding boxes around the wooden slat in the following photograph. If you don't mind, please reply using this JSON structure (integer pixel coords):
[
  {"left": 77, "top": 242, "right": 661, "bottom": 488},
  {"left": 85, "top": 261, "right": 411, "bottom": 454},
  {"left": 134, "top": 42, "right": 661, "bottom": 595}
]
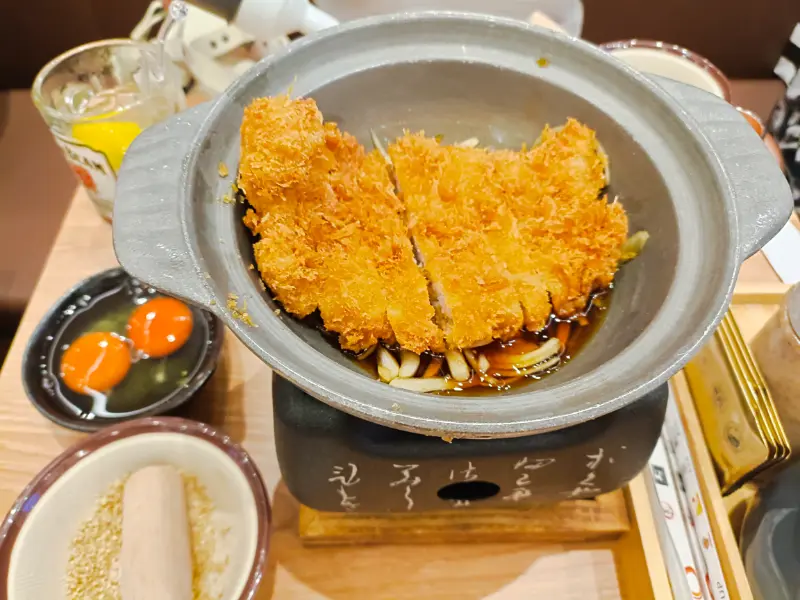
[
  {"left": 615, "top": 475, "right": 673, "bottom": 600},
  {"left": 732, "top": 283, "right": 790, "bottom": 305},
  {"left": 671, "top": 372, "right": 754, "bottom": 600},
  {"left": 299, "top": 490, "right": 629, "bottom": 545},
  {"left": 723, "top": 484, "right": 758, "bottom": 547}
]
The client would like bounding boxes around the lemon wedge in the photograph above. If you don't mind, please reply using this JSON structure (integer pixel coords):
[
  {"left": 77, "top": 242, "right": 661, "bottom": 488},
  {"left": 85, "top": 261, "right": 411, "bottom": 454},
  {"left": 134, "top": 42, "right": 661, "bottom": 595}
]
[{"left": 71, "top": 121, "right": 142, "bottom": 173}]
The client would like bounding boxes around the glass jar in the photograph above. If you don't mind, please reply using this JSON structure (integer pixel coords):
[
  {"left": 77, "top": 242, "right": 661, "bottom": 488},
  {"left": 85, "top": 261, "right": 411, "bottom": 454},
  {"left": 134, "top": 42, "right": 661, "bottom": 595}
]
[
  {"left": 32, "top": 39, "right": 186, "bottom": 221},
  {"left": 752, "top": 283, "right": 800, "bottom": 449}
]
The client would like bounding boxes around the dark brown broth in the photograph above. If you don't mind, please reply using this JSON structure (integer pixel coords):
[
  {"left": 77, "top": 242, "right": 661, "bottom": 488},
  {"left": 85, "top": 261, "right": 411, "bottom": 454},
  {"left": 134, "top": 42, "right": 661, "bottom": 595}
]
[
  {"left": 241, "top": 184, "right": 611, "bottom": 394},
  {"left": 353, "top": 289, "right": 611, "bottom": 394}
]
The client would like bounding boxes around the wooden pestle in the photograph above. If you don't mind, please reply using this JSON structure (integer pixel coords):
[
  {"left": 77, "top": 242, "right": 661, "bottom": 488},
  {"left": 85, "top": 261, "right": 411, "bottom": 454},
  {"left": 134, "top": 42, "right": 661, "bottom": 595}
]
[{"left": 120, "top": 465, "right": 193, "bottom": 600}]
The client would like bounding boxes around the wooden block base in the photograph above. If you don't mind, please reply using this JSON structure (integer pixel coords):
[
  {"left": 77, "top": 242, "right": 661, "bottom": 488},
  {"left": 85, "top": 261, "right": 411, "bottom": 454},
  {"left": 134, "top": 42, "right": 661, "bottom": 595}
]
[{"left": 299, "top": 489, "right": 630, "bottom": 546}]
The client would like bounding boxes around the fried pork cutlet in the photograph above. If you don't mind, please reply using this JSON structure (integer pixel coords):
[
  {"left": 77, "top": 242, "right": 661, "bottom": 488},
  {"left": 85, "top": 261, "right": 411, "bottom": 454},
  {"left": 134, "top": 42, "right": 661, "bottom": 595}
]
[
  {"left": 239, "top": 96, "right": 442, "bottom": 353},
  {"left": 388, "top": 136, "right": 525, "bottom": 349},
  {"left": 389, "top": 120, "right": 627, "bottom": 341},
  {"left": 509, "top": 120, "right": 627, "bottom": 317},
  {"left": 239, "top": 95, "right": 628, "bottom": 355}
]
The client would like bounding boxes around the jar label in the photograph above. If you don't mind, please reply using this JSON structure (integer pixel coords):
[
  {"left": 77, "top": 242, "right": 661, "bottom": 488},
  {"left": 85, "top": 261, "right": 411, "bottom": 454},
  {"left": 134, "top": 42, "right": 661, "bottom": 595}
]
[{"left": 53, "top": 136, "right": 116, "bottom": 218}]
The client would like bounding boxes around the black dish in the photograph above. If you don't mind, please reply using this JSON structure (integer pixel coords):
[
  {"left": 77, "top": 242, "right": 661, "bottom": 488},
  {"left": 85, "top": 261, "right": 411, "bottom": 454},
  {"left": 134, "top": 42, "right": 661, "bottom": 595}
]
[{"left": 21, "top": 268, "right": 223, "bottom": 432}]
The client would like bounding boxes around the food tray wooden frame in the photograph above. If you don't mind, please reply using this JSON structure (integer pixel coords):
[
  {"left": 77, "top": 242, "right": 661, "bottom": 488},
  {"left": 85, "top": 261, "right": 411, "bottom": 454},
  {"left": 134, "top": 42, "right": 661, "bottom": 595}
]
[
  {"left": 299, "top": 475, "right": 672, "bottom": 599},
  {"left": 299, "top": 490, "right": 631, "bottom": 545},
  {"left": 293, "top": 378, "right": 714, "bottom": 600},
  {"left": 295, "top": 283, "right": 791, "bottom": 599},
  {"left": 644, "top": 283, "right": 791, "bottom": 600}
]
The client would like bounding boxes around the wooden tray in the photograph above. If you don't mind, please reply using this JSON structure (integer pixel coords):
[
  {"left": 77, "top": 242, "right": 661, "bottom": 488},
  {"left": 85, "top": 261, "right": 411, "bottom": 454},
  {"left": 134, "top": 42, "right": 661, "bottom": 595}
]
[
  {"left": 298, "top": 473, "right": 671, "bottom": 599},
  {"left": 293, "top": 377, "right": 751, "bottom": 600},
  {"left": 729, "top": 283, "right": 790, "bottom": 340},
  {"left": 665, "top": 283, "right": 793, "bottom": 600},
  {"left": 299, "top": 490, "right": 631, "bottom": 545},
  {"left": 293, "top": 282, "right": 792, "bottom": 599},
  {"left": 0, "top": 183, "right": 777, "bottom": 598},
  {"left": 290, "top": 372, "right": 733, "bottom": 600}
]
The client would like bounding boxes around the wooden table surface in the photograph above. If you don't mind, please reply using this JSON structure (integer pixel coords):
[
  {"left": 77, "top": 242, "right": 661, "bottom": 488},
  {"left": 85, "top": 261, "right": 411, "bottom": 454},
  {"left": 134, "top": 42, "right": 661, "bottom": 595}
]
[{"left": 0, "top": 187, "right": 789, "bottom": 597}]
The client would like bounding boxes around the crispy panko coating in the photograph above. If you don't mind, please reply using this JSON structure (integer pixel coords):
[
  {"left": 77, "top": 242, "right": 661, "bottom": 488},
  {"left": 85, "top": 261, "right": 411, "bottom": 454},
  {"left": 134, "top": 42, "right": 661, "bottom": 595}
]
[
  {"left": 240, "top": 96, "right": 442, "bottom": 353},
  {"left": 509, "top": 120, "right": 627, "bottom": 318},
  {"left": 388, "top": 136, "right": 525, "bottom": 349},
  {"left": 239, "top": 96, "right": 332, "bottom": 216},
  {"left": 389, "top": 119, "right": 627, "bottom": 341},
  {"left": 239, "top": 95, "right": 627, "bottom": 353},
  {"left": 354, "top": 153, "right": 445, "bottom": 353}
]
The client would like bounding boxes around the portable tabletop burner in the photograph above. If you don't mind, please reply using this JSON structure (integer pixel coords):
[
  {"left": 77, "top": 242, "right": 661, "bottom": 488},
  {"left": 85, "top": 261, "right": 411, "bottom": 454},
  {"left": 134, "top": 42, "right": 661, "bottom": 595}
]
[{"left": 274, "top": 376, "right": 668, "bottom": 513}]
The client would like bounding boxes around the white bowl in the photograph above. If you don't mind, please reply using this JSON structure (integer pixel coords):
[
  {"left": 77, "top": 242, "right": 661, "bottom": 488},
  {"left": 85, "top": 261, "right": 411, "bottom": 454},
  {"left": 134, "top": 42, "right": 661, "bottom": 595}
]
[{"left": 0, "top": 418, "right": 270, "bottom": 600}]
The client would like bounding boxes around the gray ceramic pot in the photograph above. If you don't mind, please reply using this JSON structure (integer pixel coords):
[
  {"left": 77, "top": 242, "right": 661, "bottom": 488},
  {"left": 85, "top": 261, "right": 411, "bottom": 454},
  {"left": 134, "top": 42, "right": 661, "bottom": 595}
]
[{"left": 113, "top": 13, "right": 792, "bottom": 438}]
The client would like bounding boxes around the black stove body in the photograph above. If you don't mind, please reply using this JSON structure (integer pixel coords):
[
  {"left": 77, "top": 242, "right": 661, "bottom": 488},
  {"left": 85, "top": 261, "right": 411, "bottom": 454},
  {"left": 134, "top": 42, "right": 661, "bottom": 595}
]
[{"left": 273, "top": 375, "right": 667, "bottom": 513}]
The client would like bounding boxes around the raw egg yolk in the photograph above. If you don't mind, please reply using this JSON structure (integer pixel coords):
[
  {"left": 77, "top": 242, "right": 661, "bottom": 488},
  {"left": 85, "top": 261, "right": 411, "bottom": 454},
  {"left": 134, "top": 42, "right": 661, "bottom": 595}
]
[
  {"left": 127, "top": 297, "right": 194, "bottom": 358},
  {"left": 60, "top": 332, "right": 132, "bottom": 394}
]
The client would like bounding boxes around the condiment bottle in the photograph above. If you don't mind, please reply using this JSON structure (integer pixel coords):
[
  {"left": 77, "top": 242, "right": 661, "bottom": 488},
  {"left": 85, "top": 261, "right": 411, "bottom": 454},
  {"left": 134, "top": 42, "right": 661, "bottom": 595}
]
[{"left": 752, "top": 283, "right": 800, "bottom": 450}]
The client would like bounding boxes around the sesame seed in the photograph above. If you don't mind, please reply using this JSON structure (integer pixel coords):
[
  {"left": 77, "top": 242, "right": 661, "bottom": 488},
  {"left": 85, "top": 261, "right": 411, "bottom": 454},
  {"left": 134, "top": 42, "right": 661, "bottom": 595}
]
[
  {"left": 66, "top": 473, "right": 230, "bottom": 600},
  {"left": 66, "top": 478, "right": 126, "bottom": 599}
]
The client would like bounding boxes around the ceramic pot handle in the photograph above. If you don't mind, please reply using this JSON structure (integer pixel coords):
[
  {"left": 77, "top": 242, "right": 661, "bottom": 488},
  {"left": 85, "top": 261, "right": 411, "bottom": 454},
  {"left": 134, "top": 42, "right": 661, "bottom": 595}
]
[
  {"left": 113, "top": 103, "right": 218, "bottom": 311},
  {"left": 653, "top": 76, "right": 793, "bottom": 260}
]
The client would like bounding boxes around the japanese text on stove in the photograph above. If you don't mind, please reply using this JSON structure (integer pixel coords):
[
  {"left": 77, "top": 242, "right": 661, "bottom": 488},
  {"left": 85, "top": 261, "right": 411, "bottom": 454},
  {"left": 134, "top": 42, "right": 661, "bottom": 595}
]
[
  {"left": 502, "top": 457, "right": 556, "bottom": 502},
  {"left": 328, "top": 463, "right": 361, "bottom": 511},
  {"left": 568, "top": 448, "right": 605, "bottom": 498},
  {"left": 390, "top": 464, "right": 421, "bottom": 510}
]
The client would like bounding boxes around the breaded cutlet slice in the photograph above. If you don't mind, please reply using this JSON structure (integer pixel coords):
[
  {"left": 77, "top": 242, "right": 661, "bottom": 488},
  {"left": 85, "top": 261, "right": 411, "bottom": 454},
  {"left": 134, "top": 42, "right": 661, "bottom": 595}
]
[
  {"left": 240, "top": 96, "right": 334, "bottom": 318},
  {"left": 436, "top": 145, "right": 554, "bottom": 333},
  {"left": 354, "top": 152, "right": 444, "bottom": 353},
  {"left": 238, "top": 96, "right": 334, "bottom": 218},
  {"left": 312, "top": 131, "right": 441, "bottom": 353},
  {"left": 301, "top": 129, "right": 397, "bottom": 352},
  {"left": 240, "top": 96, "right": 442, "bottom": 353},
  {"left": 390, "top": 120, "right": 627, "bottom": 341},
  {"left": 389, "top": 135, "right": 524, "bottom": 349},
  {"left": 244, "top": 205, "right": 322, "bottom": 318},
  {"left": 241, "top": 98, "right": 392, "bottom": 351},
  {"left": 508, "top": 120, "right": 627, "bottom": 317}
]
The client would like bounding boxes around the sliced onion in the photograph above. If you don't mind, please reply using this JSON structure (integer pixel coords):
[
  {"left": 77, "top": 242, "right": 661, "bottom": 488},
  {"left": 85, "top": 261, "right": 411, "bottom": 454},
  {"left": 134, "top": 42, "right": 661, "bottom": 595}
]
[
  {"left": 398, "top": 350, "right": 421, "bottom": 378},
  {"left": 620, "top": 230, "right": 650, "bottom": 263},
  {"left": 465, "top": 349, "right": 493, "bottom": 375},
  {"left": 377, "top": 347, "right": 400, "bottom": 382},
  {"left": 356, "top": 345, "right": 376, "bottom": 360},
  {"left": 445, "top": 350, "right": 471, "bottom": 382},
  {"left": 370, "top": 128, "right": 400, "bottom": 191},
  {"left": 456, "top": 137, "right": 479, "bottom": 148},
  {"left": 514, "top": 355, "right": 561, "bottom": 376},
  {"left": 454, "top": 351, "right": 499, "bottom": 386},
  {"left": 488, "top": 337, "right": 561, "bottom": 370},
  {"left": 369, "top": 129, "right": 391, "bottom": 164},
  {"left": 597, "top": 140, "right": 610, "bottom": 184},
  {"left": 493, "top": 355, "right": 561, "bottom": 377},
  {"left": 481, "top": 373, "right": 506, "bottom": 387},
  {"left": 377, "top": 366, "right": 393, "bottom": 382},
  {"left": 390, "top": 377, "right": 452, "bottom": 392},
  {"left": 463, "top": 349, "right": 482, "bottom": 372}
]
